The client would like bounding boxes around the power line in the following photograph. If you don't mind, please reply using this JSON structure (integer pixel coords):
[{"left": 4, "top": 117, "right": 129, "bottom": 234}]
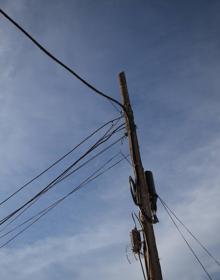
[
  {"left": 0, "top": 120, "right": 125, "bottom": 231},
  {"left": 0, "top": 115, "right": 123, "bottom": 207},
  {"left": 138, "top": 253, "right": 147, "bottom": 280},
  {"left": 0, "top": 132, "right": 125, "bottom": 232},
  {"left": 120, "top": 151, "right": 132, "bottom": 167},
  {"left": 159, "top": 198, "right": 213, "bottom": 280},
  {"left": 0, "top": 133, "right": 124, "bottom": 228},
  {"left": 0, "top": 154, "right": 129, "bottom": 248},
  {"left": 0, "top": 8, "right": 124, "bottom": 112},
  {"left": 0, "top": 117, "right": 124, "bottom": 213},
  {"left": 131, "top": 213, "right": 147, "bottom": 280},
  {"left": 0, "top": 125, "right": 125, "bottom": 227},
  {"left": 158, "top": 196, "right": 220, "bottom": 268},
  {"left": 55, "top": 131, "right": 125, "bottom": 185},
  {"left": 0, "top": 153, "right": 121, "bottom": 240}
]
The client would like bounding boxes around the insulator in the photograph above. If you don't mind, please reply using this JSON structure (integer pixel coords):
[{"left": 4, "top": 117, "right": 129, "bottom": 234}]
[
  {"left": 130, "top": 228, "right": 142, "bottom": 254},
  {"left": 129, "top": 176, "right": 140, "bottom": 206}
]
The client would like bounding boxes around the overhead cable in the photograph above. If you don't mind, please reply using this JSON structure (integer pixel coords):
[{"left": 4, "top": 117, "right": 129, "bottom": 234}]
[
  {"left": 159, "top": 198, "right": 213, "bottom": 280},
  {"left": 0, "top": 9, "right": 124, "bottom": 112},
  {"left": 120, "top": 151, "right": 132, "bottom": 167},
  {"left": 138, "top": 253, "right": 147, "bottom": 280},
  {"left": 0, "top": 132, "right": 125, "bottom": 232},
  {"left": 0, "top": 152, "right": 121, "bottom": 240},
  {"left": 0, "top": 125, "right": 125, "bottom": 227},
  {"left": 0, "top": 154, "right": 129, "bottom": 248},
  {"left": 158, "top": 196, "right": 220, "bottom": 268},
  {"left": 0, "top": 115, "right": 123, "bottom": 207}
]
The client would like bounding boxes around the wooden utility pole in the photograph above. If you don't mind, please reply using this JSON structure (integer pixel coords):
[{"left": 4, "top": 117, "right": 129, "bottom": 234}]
[{"left": 119, "top": 72, "right": 163, "bottom": 280}]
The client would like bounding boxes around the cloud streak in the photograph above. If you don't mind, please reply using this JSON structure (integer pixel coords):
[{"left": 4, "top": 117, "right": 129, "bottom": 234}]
[{"left": 0, "top": 0, "right": 220, "bottom": 279}]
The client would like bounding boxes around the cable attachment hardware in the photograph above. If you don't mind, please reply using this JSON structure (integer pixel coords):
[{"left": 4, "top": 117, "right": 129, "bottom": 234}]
[
  {"left": 129, "top": 176, "right": 141, "bottom": 206},
  {"left": 140, "top": 208, "right": 154, "bottom": 224}
]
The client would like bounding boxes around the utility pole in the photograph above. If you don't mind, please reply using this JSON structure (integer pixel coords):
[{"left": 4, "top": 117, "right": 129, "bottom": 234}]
[{"left": 118, "top": 72, "right": 163, "bottom": 280}]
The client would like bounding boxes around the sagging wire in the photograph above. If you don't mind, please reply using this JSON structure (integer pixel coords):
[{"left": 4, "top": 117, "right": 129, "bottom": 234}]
[
  {"left": 159, "top": 197, "right": 213, "bottom": 280},
  {"left": 158, "top": 195, "right": 220, "bottom": 268},
  {"left": 0, "top": 153, "right": 129, "bottom": 248}
]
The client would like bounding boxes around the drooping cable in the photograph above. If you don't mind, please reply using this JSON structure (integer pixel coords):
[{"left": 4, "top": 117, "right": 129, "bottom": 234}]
[
  {"left": 158, "top": 196, "right": 220, "bottom": 268},
  {"left": 120, "top": 151, "right": 132, "bottom": 167},
  {"left": 0, "top": 121, "right": 124, "bottom": 229},
  {"left": 0, "top": 125, "right": 124, "bottom": 228},
  {"left": 159, "top": 198, "right": 213, "bottom": 280},
  {"left": 0, "top": 132, "right": 125, "bottom": 232},
  {"left": 138, "top": 253, "right": 147, "bottom": 280},
  {"left": 0, "top": 9, "right": 124, "bottom": 112},
  {"left": 0, "top": 124, "right": 125, "bottom": 227},
  {"left": 0, "top": 133, "right": 125, "bottom": 228},
  {"left": 0, "top": 153, "right": 121, "bottom": 240},
  {"left": 0, "top": 154, "right": 129, "bottom": 248},
  {"left": 0, "top": 135, "right": 124, "bottom": 234},
  {"left": 133, "top": 212, "right": 150, "bottom": 280},
  {"left": 0, "top": 115, "right": 122, "bottom": 207}
]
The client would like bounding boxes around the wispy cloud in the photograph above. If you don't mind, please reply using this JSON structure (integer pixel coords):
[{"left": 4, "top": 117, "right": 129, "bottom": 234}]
[{"left": 0, "top": 0, "right": 220, "bottom": 279}]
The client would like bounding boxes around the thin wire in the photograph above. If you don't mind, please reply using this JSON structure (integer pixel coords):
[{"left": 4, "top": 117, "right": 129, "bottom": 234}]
[
  {"left": 0, "top": 133, "right": 125, "bottom": 233},
  {"left": 0, "top": 124, "right": 125, "bottom": 232},
  {"left": 159, "top": 198, "right": 213, "bottom": 280},
  {"left": 125, "top": 245, "right": 132, "bottom": 264},
  {"left": 0, "top": 154, "right": 129, "bottom": 248},
  {"left": 133, "top": 213, "right": 151, "bottom": 280},
  {"left": 56, "top": 132, "right": 125, "bottom": 184},
  {"left": 132, "top": 211, "right": 149, "bottom": 280},
  {"left": 0, "top": 116, "right": 123, "bottom": 207},
  {"left": 120, "top": 151, "right": 132, "bottom": 167},
  {"left": 0, "top": 124, "right": 125, "bottom": 227},
  {"left": 138, "top": 253, "right": 147, "bottom": 280},
  {"left": 133, "top": 212, "right": 144, "bottom": 232},
  {"left": 158, "top": 196, "right": 220, "bottom": 267},
  {"left": 0, "top": 9, "right": 124, "bottom": 112},
  {"left": 0, "top": 132, "right": 125, "bottom": 228},
  {"left": 131, "top": 212, "right": 137, "bottom": 228},
  {"left": 0, "top": 153, "right": 121, "bottom": 239}
]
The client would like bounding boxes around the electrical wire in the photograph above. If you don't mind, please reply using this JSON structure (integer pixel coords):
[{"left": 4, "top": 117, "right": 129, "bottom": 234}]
[
  {"left": 0, "top": 152, "right": 121, "bottom": 239},
  {"left": 0, "top": 9, "right": 124, "bottom": 112},
  {"left": 159, "top": 198, "right": 213, "bottom": 280},
  {"left": 0, "top": 121, "right": 123, "bottom": 227},
  {"left": 0, "top": 131, "right": 125, "bottom": 232},
  {"left": 138, "top": 253, "right": 147, "bottom": 280},
  {"left": 0, "top": 123, "right": 125, "bottom": 227},
  {"left": 56, "top": 132, "right": 125, "bottom": 184},
  {"left": 125, "top": 244, "right": 132, "bottom": 264},
  {"left": 0, "top": 132, "right": 125, "bottom": 233},
  {"left": 133, "top": 212, "right": 144, "bottom": 232},
  {"left": 131, "top": 212, "right": 148, "bottom": 280},
  {"left": 131, "top": 213, "right": 138, "bottom": 229},
  {"left": 158, "top": 196, "right": 220, "bottom": 268},
  {"left": 0, "top": 133, "right": 125, "bottom": 227},
  {"left": 0, "top": 154, "right": 129, "bottom": 248},
  {"left": 120, "top": 151, "right": 132, "bottom": 167},
  {"left": 0, "top": 115, "right": 123, "bottom": 207}
]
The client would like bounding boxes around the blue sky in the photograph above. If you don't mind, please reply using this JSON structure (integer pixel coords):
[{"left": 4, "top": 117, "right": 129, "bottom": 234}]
[{"left": 0, "top": 0, "right": 220, "bottom": 279}]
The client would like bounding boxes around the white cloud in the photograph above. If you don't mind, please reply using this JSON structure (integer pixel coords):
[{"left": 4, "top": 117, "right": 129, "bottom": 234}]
[
  {"left": 1, "top": 1, "right": 220, "bottom": 279},
  {"left": 0, "top": 219, "right": 139, "bottom": 280},
  {"left": 156, "top": 136, "right": 220, "bottom": 279}
]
